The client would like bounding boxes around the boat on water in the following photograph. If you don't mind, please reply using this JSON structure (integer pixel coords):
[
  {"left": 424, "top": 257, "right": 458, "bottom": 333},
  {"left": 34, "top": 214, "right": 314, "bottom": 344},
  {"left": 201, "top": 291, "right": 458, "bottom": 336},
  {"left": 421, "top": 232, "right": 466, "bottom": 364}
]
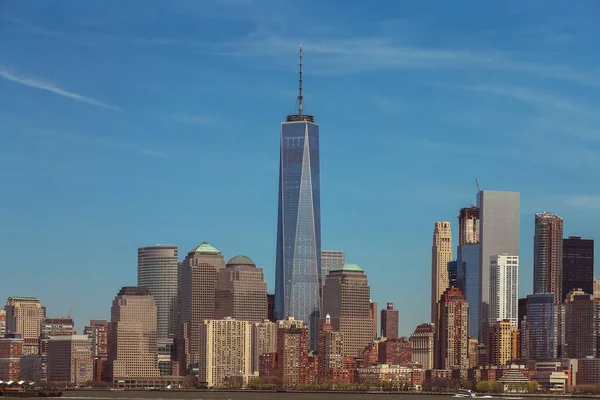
[
  {"left": 0, "top": 390, "right": 63, "bottom": 398},
  {"left": 455, "top": 389, "right": 477, "bottom": 398}
]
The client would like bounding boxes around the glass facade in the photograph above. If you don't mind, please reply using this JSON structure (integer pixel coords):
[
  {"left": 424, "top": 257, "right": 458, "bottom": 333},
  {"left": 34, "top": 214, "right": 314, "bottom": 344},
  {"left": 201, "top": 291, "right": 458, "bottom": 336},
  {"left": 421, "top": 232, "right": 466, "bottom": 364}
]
[
  {"left": 275, "top": 118, "right": 321, "bottom": 350},
  {"left": 457, "top": 242, "right": 480, "bottom": 339},
  {"left": 525, "top": 293, "right": 557, "bottom": 361}
]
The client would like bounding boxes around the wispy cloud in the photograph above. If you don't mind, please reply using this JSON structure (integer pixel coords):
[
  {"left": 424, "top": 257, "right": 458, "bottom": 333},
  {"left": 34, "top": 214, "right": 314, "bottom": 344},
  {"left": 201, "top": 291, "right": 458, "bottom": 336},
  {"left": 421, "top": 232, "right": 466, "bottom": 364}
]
[
  {"left": 0, "top": 67, "right": 121, "bottom": 111},
  {"left": 564, "top": 195, "right": 600, "bottom": 210}
]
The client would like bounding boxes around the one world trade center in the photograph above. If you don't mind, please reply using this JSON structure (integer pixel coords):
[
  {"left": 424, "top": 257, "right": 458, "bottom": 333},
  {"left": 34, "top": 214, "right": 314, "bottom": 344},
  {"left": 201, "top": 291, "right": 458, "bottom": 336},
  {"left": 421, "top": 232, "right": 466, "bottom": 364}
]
[{"left": 275, "top": 45, "right": 322, "bottom": 349}]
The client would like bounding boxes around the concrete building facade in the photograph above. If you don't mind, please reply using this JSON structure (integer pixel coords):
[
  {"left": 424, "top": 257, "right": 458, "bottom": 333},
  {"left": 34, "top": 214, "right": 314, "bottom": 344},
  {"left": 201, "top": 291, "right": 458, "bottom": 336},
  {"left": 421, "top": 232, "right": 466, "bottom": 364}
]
[
  {"left": 321, "top": 250, "right": 345, "bottom": 285},
  {"left": 39, "top": 317, "right": 75, "bottom": 381},
  {"left": 84, "top": 320, "right": 108, "bottom": 359},
  {"left": 251, "top": 320, "right": 277, "bottom": 374},
  {"left": 4, "top": 297, "right": 43, "bottom": 356},
  {"left": 534, "top": 212, "right": 564, "bottom": 304},
  {"left": 215, "top": 255, "right": 267, "bottom": 323},
  {"left": 409, "top": 323, "right": 435, "bottom": 371},
  {"left": 47, "top": 335, "right": 93, "bottom": 384},
  {"left": 322, "top": 263, "right": 373, "bottom": 358},
  {"left": 432, "top": 221, "right": 452, "bottom": 324},
  {"left": 489, "top": 254, "right": 519, "bottom": 326}
]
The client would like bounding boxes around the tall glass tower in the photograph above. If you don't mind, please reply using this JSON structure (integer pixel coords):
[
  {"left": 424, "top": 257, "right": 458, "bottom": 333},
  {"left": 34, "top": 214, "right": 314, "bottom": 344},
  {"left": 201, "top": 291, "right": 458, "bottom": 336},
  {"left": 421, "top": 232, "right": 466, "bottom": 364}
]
[{"left": 275, "top": 45, "right": 322, "bottom": 350}]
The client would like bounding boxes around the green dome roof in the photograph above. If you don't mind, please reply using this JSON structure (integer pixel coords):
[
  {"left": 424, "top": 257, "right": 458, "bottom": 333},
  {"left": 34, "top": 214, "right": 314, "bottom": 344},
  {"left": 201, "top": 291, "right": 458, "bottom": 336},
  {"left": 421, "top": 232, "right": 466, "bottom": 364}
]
[
  {"left": 329, "top": 263, "right": 363, "bottom": 272},
  {"left": 190, "top": 241, "right": 221, "bottom": 254},
  {"left": 227, "top": 255, "right": 256, "bottom": 266}
]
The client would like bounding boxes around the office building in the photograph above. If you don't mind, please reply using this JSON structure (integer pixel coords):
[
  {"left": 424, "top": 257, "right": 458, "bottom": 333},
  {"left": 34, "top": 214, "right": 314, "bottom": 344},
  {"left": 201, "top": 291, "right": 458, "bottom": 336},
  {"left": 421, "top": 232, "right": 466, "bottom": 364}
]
[
  {"left": 0, "top": 309, "right": 5, "bottom": 338},
  {"left": 198, "top": 318, "right": 252, "bottom": 388},
  {"left": 177, "top": 242, "right": 225, "bottom": 373},
  {"left": 563, "top": 236, "right": 594, "bottom": 302},
  {"left": 489, "top": 254, "right": 519, "bottom": 326},
  {"left": 276, "top": 317, "right": 310, "bottom": 388},
  {"left": 275, "top": 46, "right": 322, "bottom": 351},
  {"left": 39, "top": 317, "right": 75, "bottom": 381},
  {"left": 252, "top": 320, "right": 277, "bottom": 374},
  {"left": 4, "top": 296, "right": 43, "bottom": 355},
  {"left": 487, "top": 320, "right": 518, "bottom": 367},
  {"left": 409, "top": 323, "right": 435, "bottom": 371},
  {"left": 432, "top": 221, "right": 452, "bottom": 323},
  {"left": 105, "top": 287, "right": 160, "bottom": 382},
  {"left": 457, "top": 242, "right": 480, "bottom": 339},
  {"left": 322, "top": 263, "right": 374, "bottom": 358},
  {"left": 215, "top": 255, "right": 267, "bottom": 323},
  {"left": 48, "top": 335, "right": 93, "bottom": 384},
  {"left": 534, "top": 212, "right": 564, "bottom": 304},
  {"left": 0, "top": 334, "right": 23, "bottom": 381},
  {"left": 157, "top": 339, "right": 174, "bottom": 376},
  {"left": 381, "top": 303, "right": 399, "bottom": 339},
  {"left": 459, "top": 205, "right": 480, "bottom": 246},
  {"left": 435, "top": 287, "right": 469, "bottom": 369},
  {"left": 321, "top": 250, "right": 345, "bottom": 284},
  {"left": 477, "top": 190, "right": 520, "bottom": 344},
  {"left": 138, "top": 245, "right": 179, "bottom": 340},
  {"left": 523, "top": 294, "right": 557, "bottom": 361},
  {"left": 369, "top": 300, "right": 378, "bottom": 339},
  {"left": 267, "top": 294, "right": 275, "bottom": 322},
  {"left": 564, "top": 290, "right": 600, "bottom": 359},
  {"left": 317, "top": 314, "right": 344, "bottom": 381},
  {"left": 448, "top": 261, "right": 458, "bottom": 287},
  {"left": 84, "top": 320, "right": 108, "bottom": 359}
]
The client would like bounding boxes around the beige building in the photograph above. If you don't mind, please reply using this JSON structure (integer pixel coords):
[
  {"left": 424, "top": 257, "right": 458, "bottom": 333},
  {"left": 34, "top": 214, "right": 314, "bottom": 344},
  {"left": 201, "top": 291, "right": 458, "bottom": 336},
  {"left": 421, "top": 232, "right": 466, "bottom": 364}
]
[
  {"left": 47, "top": 335, "right": 92, "bottom": 384},
  {"left": 432, "top": 222, "right": 452, "bottom": 324},
  {"left": 178, "top": 242, "right": 226, "bottom": 373},
  {"left": 321, "top": 250, "right": 345, "bottom": 285},
  {"left": 251, "top": 320, "right": 277, "bottom": 374},
  {"left": 105, "top": 287, "right": 160, "bottom": 382},
  {"left": 487, "top": 319, "right": 518, "bottom": 367},
  {"left": 198, "top": 318, "right": 252, "bottom": 388},
  {"left": 0, "top": 309, "right": 6, "bottom": 338},
  {"left": 409, "top": 323, "right": 435, "bottom": 370},
  {"left": 215, "top": 255, "right": 267, "bottom": 323},
  {"left": 322, "top": 263, "right": 373, "bottom": 358},
  {"left": 4, "top": 297, "right": 43, "bottom": 355}
]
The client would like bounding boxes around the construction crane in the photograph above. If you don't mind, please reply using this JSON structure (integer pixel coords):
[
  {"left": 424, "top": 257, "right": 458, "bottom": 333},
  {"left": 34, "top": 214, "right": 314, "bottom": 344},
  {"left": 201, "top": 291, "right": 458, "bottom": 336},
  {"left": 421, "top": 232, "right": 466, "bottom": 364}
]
[{"left": 475, "top": 178, "right": 481, "bottom": 193}]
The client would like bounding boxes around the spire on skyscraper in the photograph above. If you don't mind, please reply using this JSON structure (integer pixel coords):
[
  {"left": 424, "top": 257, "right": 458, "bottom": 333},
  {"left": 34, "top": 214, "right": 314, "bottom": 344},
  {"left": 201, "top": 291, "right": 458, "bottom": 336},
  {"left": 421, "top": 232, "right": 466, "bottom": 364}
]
[
  {"left": 287, "top": 44, "right": 314, "bottom": 122},
  {"left": 298, "top": 43, "right": 303, "bottom": 116}
]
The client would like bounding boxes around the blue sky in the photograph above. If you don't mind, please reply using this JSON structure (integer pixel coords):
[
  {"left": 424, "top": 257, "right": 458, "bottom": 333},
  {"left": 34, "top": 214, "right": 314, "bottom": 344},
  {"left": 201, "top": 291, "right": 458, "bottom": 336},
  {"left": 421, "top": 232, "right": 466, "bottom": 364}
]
[{"left": 1, "top": 1, "right": 600, "bottom": 336}]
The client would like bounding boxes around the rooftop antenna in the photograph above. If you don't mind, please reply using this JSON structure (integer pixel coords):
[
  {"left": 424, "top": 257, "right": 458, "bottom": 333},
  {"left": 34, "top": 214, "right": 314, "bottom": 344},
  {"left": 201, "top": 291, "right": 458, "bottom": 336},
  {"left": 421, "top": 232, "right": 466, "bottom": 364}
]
[{"left": 298, "top": 43, "right": 303, "bottom": 115}]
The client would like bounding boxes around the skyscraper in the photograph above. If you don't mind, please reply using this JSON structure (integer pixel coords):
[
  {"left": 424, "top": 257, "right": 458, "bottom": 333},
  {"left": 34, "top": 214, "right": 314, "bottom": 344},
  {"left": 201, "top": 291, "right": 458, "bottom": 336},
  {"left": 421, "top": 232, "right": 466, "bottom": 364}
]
[
  {"left": 409, "top": 323, "right": 435, "bottom": 371},
  {"left": 215, "top": 255, "right": 267, "bottom": 323},
  {"left": 435, "top": 287, "right": 469, "bottom": 369},
  {"left": 39, "top": 317, "right": 75, "bottom": 381},
  {"left": 48, "top": 335, "right": 93, "bottom": 384},
  {"left": 321, "top": 250, "right": 345, "bottom": 285},
  {"left": 275, "top": 45, "right": 322, "bottom": 350},
  {"left": 276, "top": 317, "right": 310, "bottom": 388},
  {"left": 457, "top": 206, "right": 481, "bottom": 340},
  {"left": 432, "top": 221, "right": 452, "bottom": 323},
  {"left": 523, "top": 294, "right": 557, "bottom": 361},
  {"left": 447, "top": 261, "right": 458, "bottom": 288},
  {"left": 486, "top": 320, "right": 518, "bottom": 367},
  {"left": 137, "top": 245, "right": 179, "bottom": 340},
  {"left": 478, "top": 190, "right": 520, "bottom": 344},
  {"left": 533, "top": 212, "right": 563, "bottom": 304},
  {"left": 459, "top": 206, "right": 480, "bottom": 246},
  {"left": 322, "top": 263, "right": 373, "bottom": 358},
  {"left": 369, "top": 300, "right": 378, "bottom": 339},
  {"left": 564, "top": 290, "right": 600, "bottom": 359},
  {"left": 489, "top": 254, "right": 519, "bottom": 326},
  {"left": 84, "top": 320, "right": 108, "bottom": 359},
  {"left": 177, "top": 242, "right": 225, "bottom": 373},
  {"left": 4, "top": 297, "right": 43, "bottom": 356},
  {"left": 380, "top": 302, "right": 399, "bottom": 339},
  {"left": 562, "top": 236, "right": 594, "bottom": 301},
  {"left": 105, "top": 287, "right": 160, "bottom": 383}
]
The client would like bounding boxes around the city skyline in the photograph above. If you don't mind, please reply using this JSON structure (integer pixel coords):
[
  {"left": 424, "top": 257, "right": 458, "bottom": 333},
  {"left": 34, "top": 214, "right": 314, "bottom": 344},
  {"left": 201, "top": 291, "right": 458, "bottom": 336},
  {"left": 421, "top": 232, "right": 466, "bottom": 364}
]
[{"left": 2, "top": 1, "right": 600, "bottom": 337}]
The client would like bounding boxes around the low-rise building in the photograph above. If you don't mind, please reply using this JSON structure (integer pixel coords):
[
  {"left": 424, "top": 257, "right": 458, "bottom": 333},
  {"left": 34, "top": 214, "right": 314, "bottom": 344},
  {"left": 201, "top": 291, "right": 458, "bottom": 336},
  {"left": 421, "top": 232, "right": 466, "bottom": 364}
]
[{"left": 357, "top": 364, "right": 412, "bottom": 386}]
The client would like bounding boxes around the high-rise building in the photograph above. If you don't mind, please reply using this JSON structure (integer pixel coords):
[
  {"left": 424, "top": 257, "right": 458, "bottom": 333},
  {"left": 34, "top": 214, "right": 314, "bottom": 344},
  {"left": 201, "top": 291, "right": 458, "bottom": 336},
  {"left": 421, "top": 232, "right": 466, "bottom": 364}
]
[
  {"left": 0, "top": 309, "right": 6, "bottom": 338},
  {"left": 594, "top": 280, "right": 600, "bottom": 300},
  {"left": 84, "top": 320, "right": 108, "bottom": 359},
  {"left": 48, "top": 335, "right": 93, "bottom": 384},
  {"left": 215, "top": 255, "right": 267, "bottom": 323},
  {"left": 409, "top": 323, "right": 435, "bottom": 371},
  {"left": 523, "top": 294, "right": 557, "bottom": 361},
  {"left": 477, "top": 190, "right": 520, "bottom": 344},
  {"left": 321, "top": 250, "right": 345, "bottom": 285},
  {"left": 39, "top": 317, "right": 75, "bottom": 381},
  {"left": 267, "top": 294, "right": 275, "bottom": 322},
  {"left": 564, "top": 290, "right": 600, "bottom": 359},
  {"left": 435, "top": 287, "right": 469, "bottom": 369},
  {"left": 317, "top": 314, "right": 344, "bottom": 382},
  {"left": 432, "top": 221, "right": 452, "bottom": 324},
  {"left": 486, "top": 320, "right": 518, "bottom": 367},
  {"left": 0, "top": 334, "right": 23, "bottom": 381},
  {"left": 322, "top": 263, "right": 373, "bottom": 358},
  {"left": 563, "top": 236, "right": 594, "bottom": 302},
  {"left": 275, "top": 46, "right": 322, "bottom": 351},
  {"left": 489, "top": 254, "right": 519, "bottom": 326},
  {"left": 251, "top": 320, "right": 277, "bottom": 374},
  {"left": 4, "top": 297, "right": 43, "bottom": 356},
  {"left": 448, "top": 261, "right": 458, "bottom": 288},
  {"left": 177, "top": 242, "right": 225, "bottom": 373},
  {"left": 138, "top": 245, "right": 179, "bottom": 340},
  {"left": 459, "top": 206, "right": 480, "bottom": 246},
  {"left": 533, "top": 212, "right": 564, "bottom": 304},
  {"left": 369, "top": 300, "right": 378, "bottom": 339},
  {"left": 381, "top": 303, "right": 399, "bottom": 339},
  {"left": 105, "top": 287, "right": 160, "bottom": 383},
  {"left": 198, "top": 318, "right": 252, "bottom": 388},
  {"left": 276, "top": 317, "right": 310, "bottom": 388}
]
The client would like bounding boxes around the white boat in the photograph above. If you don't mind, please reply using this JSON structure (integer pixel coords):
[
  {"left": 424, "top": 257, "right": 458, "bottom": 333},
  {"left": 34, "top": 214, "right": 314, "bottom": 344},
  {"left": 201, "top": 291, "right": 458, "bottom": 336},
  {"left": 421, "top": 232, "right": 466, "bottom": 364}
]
[{"left": 455, "top": 389, "right": 477, "bottom": 398}]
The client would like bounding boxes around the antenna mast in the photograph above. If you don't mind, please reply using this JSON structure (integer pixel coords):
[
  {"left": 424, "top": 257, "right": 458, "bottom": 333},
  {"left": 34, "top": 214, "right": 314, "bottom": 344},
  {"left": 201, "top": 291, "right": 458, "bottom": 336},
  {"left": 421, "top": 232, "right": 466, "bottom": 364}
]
[{"left": 298, "top": 43, "right": 303, "bottom": 115}]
